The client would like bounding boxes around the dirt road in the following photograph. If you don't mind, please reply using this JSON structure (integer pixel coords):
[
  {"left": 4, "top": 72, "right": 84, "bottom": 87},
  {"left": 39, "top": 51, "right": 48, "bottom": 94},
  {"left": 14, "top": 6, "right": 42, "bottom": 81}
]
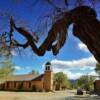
[
  {"left": 0, "top": 90, "right": 100, "bottom": 100},
  {"left": 0, "top": 90, "right": 73, "bottom": 100}
]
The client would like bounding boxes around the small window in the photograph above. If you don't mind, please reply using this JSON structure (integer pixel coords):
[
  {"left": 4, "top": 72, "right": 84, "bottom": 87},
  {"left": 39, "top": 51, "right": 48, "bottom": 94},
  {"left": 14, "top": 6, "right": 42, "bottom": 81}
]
[
  {"left": 18, "top": 82, "right": 23, "bottom": 89},
  {"left": 14, "top": 82, "right": 16, "bottom": 88},
  {"left": 46, "top": 66, "right": 48, "bottom": 70},
  {"left": 6, "top": 82, "right": 9, "bottom": 88},
  {"left": 48, "top": 66, "right": 50, "bottom": 70},
  {"left": 20, "top": 82, "right": 23, "bottom": 88},
  {"left": 29, "top": 82, "right": 31, "bottom": 88}
]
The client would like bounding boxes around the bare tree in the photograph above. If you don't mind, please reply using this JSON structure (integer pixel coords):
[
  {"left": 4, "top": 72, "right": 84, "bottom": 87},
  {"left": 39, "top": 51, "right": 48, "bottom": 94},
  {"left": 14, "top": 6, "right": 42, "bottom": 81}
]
[{"left": 0, "top": 0, "right": 100, "bottom": 63}]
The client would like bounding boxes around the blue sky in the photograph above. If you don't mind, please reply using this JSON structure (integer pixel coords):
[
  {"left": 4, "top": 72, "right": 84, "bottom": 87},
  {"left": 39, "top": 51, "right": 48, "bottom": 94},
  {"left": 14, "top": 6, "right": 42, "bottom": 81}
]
[{"left": 0, "top": 0, "right": 99, "bottom": 79}]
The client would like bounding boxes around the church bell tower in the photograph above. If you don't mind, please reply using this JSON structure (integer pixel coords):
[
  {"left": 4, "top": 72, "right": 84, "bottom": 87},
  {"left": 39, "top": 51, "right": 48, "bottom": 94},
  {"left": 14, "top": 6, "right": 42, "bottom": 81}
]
[{"left": 43, "top": 62, "right": 53, "bottom": 91}]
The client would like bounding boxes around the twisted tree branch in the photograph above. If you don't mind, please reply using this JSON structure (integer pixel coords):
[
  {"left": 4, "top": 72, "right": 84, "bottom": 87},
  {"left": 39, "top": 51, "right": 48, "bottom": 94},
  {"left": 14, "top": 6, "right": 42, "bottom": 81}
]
[{"left": 7, "top": 6, "right": 100, "bottom": 63}]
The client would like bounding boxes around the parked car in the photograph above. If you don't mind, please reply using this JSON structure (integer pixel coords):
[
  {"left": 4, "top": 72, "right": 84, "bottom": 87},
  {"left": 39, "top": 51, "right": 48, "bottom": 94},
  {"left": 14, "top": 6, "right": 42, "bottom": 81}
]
[{"left": 77, "top": 88, "right": 83, "bottom": 95}]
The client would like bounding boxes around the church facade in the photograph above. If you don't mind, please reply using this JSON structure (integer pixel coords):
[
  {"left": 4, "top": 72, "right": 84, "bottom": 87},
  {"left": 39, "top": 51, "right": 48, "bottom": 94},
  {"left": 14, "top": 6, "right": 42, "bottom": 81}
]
[{"left": 0, "top": 62, "right": 53, "bottom": 92}]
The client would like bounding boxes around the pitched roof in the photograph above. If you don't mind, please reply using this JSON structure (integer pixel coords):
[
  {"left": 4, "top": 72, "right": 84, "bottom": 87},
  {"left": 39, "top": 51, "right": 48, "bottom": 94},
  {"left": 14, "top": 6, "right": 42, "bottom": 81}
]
[
  {"left": 94, "top": 79, "right": 100, "bottom": 83},
  {"left": 0, "top": 74, "right": 44, "bottom": 82},
  {"left": 0, "top": 80, "right": 6, "bottom": 84},
  {"left": 31, "top": 74, "right": 44, "bottom": 81}
]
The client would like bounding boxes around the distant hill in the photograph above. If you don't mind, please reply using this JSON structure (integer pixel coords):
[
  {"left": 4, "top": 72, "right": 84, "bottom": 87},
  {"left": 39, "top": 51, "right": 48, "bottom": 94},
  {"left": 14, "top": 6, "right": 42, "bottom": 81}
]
[{"left": 69, "top": 79, "right": 77, "bottom": 85}]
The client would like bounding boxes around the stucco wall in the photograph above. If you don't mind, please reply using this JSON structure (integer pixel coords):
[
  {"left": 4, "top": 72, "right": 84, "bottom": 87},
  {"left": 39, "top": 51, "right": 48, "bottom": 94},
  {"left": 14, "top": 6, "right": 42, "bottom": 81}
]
[
  {"left": 94, "top": 80, "right": 100, "bottom": 93},
  {"left": 31, "top": 80, "right": 43, "bottom": 90},
  {"left": 43, "top": 71, "right": 53, "bottom": 91},
  {"left": 3, "top": 80, "right": 44, "bottom": 91}
]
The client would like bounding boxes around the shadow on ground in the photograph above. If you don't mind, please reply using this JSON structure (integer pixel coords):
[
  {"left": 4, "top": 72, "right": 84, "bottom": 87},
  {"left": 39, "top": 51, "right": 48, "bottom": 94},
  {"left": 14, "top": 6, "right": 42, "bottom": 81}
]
[{"left": 66, "top": 95, "right": 100, "bottom": 100}]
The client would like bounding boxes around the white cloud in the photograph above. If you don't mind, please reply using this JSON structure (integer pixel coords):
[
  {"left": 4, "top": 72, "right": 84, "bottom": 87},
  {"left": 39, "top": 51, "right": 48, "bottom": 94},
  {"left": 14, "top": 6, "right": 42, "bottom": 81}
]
[
  {"left": 11, "top": 50, "right": 17, "bottom": 56},
  {"left": 51, "top": 56, "right": 97, "bottom": 68},
  {"left": 80, "top": 66, "right": 95, "bottom": 71},
  {"left": 78, "top": 42, "right": 89, "bottom": 52},
  {"left": 15, "top": 66, "right": 22, "bottom": 71},
  {"left": 88, "top": 71, "right": 98, "bottom": 76},
  {"left": 66, "top": 71, "right": 84, "bottom": 80},
  {"left": 49, "top": 56, "right": 97, "bottom": 79},
  {"left": 52, "top": 68, "right": 85, "bottom": 79},
  {"left": 15, "top": 66, "right": 31, "bottom": 71},
  {"left": 52, "top": 66, "right": 97, "bottom": 79},
  {"left": 79, "top": 67, "right": 88, "bottom": 71}
]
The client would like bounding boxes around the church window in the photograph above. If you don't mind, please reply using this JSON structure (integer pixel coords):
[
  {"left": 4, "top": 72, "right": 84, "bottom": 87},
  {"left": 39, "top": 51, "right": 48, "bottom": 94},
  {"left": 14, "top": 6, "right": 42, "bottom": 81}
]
[
  {"left": 46, "top": 66, "right": 48, "bottom": 70},
  {"left": 6, "top": 82, "right": 9, "bottom": 88},
  {"left": 29, "top": 82, "right": 31, "bottom": 88},
  {"left": 48, "top": 66, "right": 50, "bottom": 70},
  {"left": 14, "top": 82, "right": 16, "bottom": 88}
]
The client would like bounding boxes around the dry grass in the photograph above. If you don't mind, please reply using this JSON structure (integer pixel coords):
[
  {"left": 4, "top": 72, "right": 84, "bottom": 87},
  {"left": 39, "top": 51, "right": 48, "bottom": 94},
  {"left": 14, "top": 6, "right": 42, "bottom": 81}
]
[{"left": 0, "top": 90, "right": 74, "bottom": 100}]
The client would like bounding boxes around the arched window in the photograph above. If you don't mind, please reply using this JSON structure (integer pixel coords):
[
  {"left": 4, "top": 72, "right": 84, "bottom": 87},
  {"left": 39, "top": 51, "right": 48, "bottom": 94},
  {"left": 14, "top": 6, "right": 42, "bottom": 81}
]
[
  {"left": 45, "top": 61, "right": 51, "bottom": 71},
  {"left": 48, "top": 66, "right": 50, "bottom": 70}
]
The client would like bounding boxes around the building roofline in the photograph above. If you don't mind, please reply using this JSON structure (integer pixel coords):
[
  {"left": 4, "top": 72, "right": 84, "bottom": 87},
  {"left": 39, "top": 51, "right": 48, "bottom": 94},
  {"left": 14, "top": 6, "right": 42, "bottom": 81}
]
[{"left": 0, "top": 74, "right": 44, "bottom": 82}]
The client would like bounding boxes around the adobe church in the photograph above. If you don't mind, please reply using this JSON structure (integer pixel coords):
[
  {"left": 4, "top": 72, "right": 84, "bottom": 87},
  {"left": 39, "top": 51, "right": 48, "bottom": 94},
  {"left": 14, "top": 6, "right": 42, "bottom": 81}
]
[{"left": 0, "top": 62, "right": 53, "bottom": 91}]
